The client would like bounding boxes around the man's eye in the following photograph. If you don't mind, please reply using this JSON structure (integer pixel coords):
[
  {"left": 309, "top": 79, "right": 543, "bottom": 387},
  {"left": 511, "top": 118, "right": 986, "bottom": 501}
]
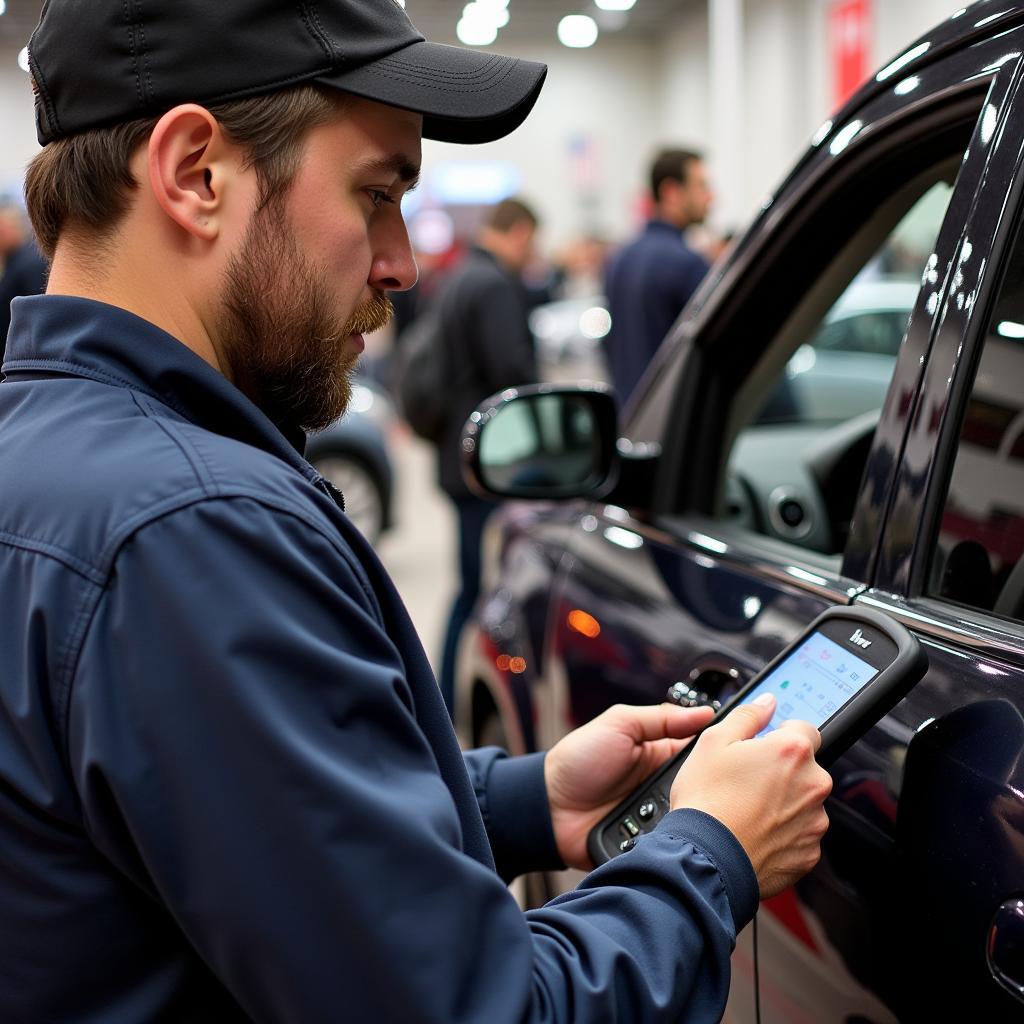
[{"left": 368, "top": 189, "right": 396, "bottom": 210}]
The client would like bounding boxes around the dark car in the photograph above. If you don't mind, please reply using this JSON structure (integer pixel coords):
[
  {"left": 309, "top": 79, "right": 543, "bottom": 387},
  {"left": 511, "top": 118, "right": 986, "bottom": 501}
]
[
  {"left": 455, "top": 3, "right": 1024, "bottom": 1019},
  {"left": 306, "top": 376, "right": 395, "bottom": 543}
]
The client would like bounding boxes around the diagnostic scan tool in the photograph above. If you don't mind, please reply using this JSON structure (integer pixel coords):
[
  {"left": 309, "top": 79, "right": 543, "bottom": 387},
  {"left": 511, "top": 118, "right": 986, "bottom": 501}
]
[{"left": 588, "top": 606, "right": 927, "bottom": 865}]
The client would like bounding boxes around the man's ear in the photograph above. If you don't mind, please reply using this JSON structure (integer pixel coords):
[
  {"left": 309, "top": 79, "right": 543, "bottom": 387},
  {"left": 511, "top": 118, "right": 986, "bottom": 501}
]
[{"left": 147, "top": 105, "right": 236, "bottom": 242}]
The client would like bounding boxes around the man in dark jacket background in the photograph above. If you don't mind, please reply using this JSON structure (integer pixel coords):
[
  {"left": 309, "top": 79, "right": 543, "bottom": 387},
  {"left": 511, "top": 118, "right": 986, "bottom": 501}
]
[
  {"left": 0, "top": 2, "right": 832, "bottom": 1021},
  {"left": 433, "top": 197, "right": 539, "bottom": 714},
  {"left": 0, "top": 198, "right": 47, "bottom": 355},
  {"left": 604, "top": 148, "right": 713, "bottom": 406}
]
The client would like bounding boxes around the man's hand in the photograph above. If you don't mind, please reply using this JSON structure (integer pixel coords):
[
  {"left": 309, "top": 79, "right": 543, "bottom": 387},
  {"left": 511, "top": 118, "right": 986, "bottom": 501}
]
[
  {"left": 670, "top": 693, "right": 833, "bottom": 899},
  {"left": 544, "top": 703, "right": 715, "bottom": 870}
]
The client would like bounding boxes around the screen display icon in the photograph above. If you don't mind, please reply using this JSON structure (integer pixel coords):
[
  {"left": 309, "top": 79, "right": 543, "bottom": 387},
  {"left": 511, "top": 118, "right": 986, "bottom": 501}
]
[{"left": 740, "top": 632, "right": 878, "bottom": 734}]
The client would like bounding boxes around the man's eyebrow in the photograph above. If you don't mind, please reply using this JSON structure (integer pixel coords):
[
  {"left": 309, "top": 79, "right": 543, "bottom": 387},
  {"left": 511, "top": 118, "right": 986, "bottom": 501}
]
[{"left": 356, "top": 153, "right": 421, "bottom": 189}]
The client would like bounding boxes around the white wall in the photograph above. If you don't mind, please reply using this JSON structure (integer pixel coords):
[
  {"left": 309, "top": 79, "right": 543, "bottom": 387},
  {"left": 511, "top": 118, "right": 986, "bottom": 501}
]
[
  {"left": 656, "top": 5, "right": 711, "bottom": 153},
  {"left": 0, "top": 1, "right": 977, "bottom": 245},
  {"left": 420, "top": 38, "right": 661, "bottom": 250},
  {"left": 874, "top": 0, "right": 964, "bottom": 69},
  {"left": 650, "top": 0, "right": 969, "bottom": 233}
]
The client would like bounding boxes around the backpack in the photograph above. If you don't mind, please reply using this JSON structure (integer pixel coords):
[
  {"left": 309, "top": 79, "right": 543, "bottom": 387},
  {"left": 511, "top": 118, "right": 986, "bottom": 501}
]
[{"left": 393, "top": 298, "right": 451, "bottom": 443}]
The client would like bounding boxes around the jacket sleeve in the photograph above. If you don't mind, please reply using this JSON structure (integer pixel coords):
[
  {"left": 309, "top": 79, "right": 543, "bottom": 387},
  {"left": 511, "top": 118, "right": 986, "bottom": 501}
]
[
  {"left": 463, "top": 747, "right": 565, "bottom": 882},
  {"left": 68, "top": 496, "right": 757, "bottom": 1024}
]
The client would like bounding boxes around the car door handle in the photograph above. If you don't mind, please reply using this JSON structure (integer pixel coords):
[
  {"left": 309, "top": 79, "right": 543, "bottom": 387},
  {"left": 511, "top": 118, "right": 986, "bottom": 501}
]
[
  {"left": 668, "top": 665, "right": 749, "bottom": 711},
  {"left": 988, "top": 898, "right": 1024, "bottom": 1003},
  {"left": 667, "top": 679, "right": 724, "bottom": 710}
]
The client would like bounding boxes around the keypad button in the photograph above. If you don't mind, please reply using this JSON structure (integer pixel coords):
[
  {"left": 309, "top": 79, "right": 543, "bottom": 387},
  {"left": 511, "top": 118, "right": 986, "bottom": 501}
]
[
  {"left": 619, "top": 837, "right": 637, "bottom": 853},
  {"left": 638, "top": 800, "right": 657, "bottom": 821},
  {"left": 621, "top": 816, "right": 641, "bottom": 838}
]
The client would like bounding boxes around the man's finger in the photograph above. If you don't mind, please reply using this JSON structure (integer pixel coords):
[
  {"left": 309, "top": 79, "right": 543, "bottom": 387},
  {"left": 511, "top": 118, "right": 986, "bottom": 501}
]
[
  {"left": 705, "top": 692, "right": 776, "bottom": 743},
  {"left": 771, "top": 717, "right": 823, "bottom": 753},
  {"left": 604, "top": 702, "right": 715, "bottom": 743}
]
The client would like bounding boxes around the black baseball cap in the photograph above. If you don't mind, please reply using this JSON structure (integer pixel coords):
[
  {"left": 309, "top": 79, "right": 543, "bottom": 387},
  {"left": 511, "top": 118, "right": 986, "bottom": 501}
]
[{"left": 28, "top": 0, "right": 547, "bottom": 146}]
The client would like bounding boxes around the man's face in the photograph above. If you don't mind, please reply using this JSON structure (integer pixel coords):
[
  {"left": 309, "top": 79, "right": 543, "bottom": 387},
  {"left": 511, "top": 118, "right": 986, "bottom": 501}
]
[
  {"left": 661, "top": 159, "right": 713, "bottom": 229},
  {"left": 677, "top": 159, "right": 712, "bottom": 226},
  {"left": 506, "top": 221, "right": 537, "bottom": 273},
  {"left": 216, "top": 97, "right": 421, "bottom": 433},
  {"left": 0, "top": 209, "right": 24, "bottom": 256}
]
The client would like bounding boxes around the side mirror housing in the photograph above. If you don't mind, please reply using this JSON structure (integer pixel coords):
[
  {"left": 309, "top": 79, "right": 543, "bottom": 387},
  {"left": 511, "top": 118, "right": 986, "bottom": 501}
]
[{"left": 461, "top": 384, "right": 620, "bottom": 500}]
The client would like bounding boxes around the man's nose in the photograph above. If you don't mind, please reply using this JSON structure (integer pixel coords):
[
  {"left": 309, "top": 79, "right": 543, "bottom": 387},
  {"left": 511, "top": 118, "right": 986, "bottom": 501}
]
[{"left": 369, "top": 216, "right": 419, "bottom": 292}]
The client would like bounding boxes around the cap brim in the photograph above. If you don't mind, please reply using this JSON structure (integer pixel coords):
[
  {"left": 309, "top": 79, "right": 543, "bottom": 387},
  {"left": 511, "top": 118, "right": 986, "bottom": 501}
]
[{"left": 316, "top": 41, "right": 546, "bottom": 144}]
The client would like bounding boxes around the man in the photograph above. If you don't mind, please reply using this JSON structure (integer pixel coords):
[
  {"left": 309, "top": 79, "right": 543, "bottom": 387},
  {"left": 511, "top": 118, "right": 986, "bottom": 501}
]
[
  {"left": 0, "top": 198, "right": 47, "bottom": 353},
  {"left": 434, "top": 198, "right": 539, "bottom": 715},
  {"left": 0, "top": 3, "right": 831, "bottom": 1021},
  {"left": 605, "top": 148, "right": 714, "bottom": 405}
]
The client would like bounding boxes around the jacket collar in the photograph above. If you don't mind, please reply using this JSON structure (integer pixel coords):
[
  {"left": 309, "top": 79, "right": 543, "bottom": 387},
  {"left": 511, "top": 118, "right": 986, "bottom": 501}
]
[
  {"left": 645, "top": 218, "right": 684, "bottom": 236},
  {"left": 4, "top": 295, "right": 316, "bottom": 481}
]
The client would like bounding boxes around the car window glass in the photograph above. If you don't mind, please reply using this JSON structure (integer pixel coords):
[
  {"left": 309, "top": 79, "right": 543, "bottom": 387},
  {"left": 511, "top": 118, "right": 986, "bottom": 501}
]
[
  {"left": 719, "top": 176, "right": 955, "bottom": 556},
  {"left": 929, "top": 220, "right": 1024, "bottom": 624}
]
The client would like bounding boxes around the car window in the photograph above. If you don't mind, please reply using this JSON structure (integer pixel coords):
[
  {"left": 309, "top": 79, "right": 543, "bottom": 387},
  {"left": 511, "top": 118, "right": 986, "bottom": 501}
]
[
  {"left": 754, "top": 181, "right": 950, "bottom": 430},
  {"left": 718, "top": 170, "right": 958, "bottom": 556},
  {"left": 929, "top": 220, "right": 1024, "bottom": 624}
]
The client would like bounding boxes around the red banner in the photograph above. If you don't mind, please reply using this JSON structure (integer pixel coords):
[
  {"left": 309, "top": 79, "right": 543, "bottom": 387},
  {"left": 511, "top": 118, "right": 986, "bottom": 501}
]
[{"left": 829, "top": 0, "right": 872, "bottom": 111}]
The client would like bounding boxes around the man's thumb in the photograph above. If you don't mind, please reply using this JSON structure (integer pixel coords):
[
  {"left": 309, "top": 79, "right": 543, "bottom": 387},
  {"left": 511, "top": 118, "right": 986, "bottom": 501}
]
[{"left": 714, "top": 692, "right": 775, "bottom": 742}]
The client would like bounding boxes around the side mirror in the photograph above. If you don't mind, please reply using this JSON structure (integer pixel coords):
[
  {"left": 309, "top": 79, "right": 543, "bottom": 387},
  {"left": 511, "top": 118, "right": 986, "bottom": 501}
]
[{"left": 461, "top": 384, "right": 619, "bottom": 500}]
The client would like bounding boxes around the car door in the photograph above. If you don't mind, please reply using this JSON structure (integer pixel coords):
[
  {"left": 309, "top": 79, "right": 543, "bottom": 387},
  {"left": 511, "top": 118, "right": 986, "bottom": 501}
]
[
  {"left": 536, "top": 21, "right": 1023, "bottom": 1023},
  {"left": 838, "top": 50, "right": 1024, "bottom": 1020}
]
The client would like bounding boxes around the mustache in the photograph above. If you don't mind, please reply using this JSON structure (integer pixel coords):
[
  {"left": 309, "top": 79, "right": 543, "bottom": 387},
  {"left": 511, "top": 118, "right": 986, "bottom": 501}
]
[{"left": 345, "top": 291, "right": 394, "bottom": 337}]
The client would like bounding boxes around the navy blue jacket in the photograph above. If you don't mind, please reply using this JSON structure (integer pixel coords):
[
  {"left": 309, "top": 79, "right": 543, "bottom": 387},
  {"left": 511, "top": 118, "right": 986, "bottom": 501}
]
[
  {"left": 604, "top": 220, "right": 709, "bottom": 405},
  {"left": 0, "top": 238, "right": 48, "bottom": 355},
  {"left": 0, "top": 296, "right": 757, "bottom": 1023}
]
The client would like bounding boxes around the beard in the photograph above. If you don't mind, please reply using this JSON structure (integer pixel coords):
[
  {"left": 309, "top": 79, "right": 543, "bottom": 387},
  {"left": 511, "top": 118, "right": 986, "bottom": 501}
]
[{"left": 216, "top": 195, "right": 393, "bottom": 434}]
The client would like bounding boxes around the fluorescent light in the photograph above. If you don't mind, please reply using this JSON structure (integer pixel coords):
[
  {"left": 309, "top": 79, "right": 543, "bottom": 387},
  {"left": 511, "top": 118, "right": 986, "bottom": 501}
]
[
  {"left": 829, "top": 119, "right": 863, "bottom": 156},
  {"left": 997, "top": 320, "right": 1024, "bottom": 339},
  {"left": 604, "top": 526, "right": 643, "bottom": 550},
  {"left": 558, "top": 15, "right": 598, "bottom": 48},
  {"left": 459, "top": 1, "right": 507, "bottom": 42},
  {"left": 876, "top": 42, "right": 930, "bottom": 82},
  {"left": 457, "top": 13, "right": 498, "bottom": 46},
  {"left": 464, "top": 0, "right": 509, "bottom": 28},
  {"left": 894, "top": 75, "right": 920, "bottom": 96},
  {"left": 596, "top": 0, "right": 636, "bottom": 9}
]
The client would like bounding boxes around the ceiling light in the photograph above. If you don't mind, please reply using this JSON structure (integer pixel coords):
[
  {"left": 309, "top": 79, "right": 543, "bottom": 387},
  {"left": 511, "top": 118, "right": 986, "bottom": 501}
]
[
  {"left": 17, "top": 46, "right": 30, "bottom": 73},
  {"left": 595, "top": 0, "right": 636, "bottom": 9},
  {"left": 457, "top": 15, "right": 498, "bottom": 46},
  {"left": 460, "top": 1, "right": 506, "bottom": 36},
  {"left": 558, "top": 15, "right": 598, "bottom": 48}
]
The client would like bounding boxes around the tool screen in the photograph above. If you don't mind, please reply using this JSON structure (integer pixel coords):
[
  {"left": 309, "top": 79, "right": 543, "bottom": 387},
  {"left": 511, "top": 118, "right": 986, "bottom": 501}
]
[{"left": 740, "top": 632, "right": 879, "bottom": 734}]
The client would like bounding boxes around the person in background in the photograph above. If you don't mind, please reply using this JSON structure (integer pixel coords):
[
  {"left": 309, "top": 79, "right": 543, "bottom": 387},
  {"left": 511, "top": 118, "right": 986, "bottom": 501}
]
[
  {"left": 434, "top": 197, "right": 539, "bottom": 715},
  {"left": 0, "top": 199, "right": 47, "bottom": 354},
  {"left": 604, "top": 147, "right": 713, "bottom": 405}
]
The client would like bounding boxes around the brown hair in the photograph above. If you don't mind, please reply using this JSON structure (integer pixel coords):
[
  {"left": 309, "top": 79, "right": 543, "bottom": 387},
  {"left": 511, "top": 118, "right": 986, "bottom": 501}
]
[
  {"left": 649, "top": 148, "right": 703, "bottom": 203},
  {"left": 486, "top": 197, "right": 539, "bottom": 234},
  {"left": 25, "top": 85, "right": 341, "bottom": 260}
]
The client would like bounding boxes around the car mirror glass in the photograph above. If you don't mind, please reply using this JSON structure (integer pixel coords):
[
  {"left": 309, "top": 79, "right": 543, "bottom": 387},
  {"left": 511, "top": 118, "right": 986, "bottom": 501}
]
[{"left": 464, "top": 386, "right": 618, "bottom": 500}]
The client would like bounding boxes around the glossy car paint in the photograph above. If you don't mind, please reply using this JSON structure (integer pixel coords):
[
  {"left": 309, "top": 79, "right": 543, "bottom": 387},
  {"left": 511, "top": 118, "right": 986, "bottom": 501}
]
[{"left": 456, "top": 4, "right": 1024, "bottom": 1019}]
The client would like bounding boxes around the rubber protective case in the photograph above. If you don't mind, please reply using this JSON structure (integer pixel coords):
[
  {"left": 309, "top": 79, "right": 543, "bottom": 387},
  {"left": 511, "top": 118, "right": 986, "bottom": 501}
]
[{"left": 587, "top": 606, "right": 927, "bottom": 866}]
